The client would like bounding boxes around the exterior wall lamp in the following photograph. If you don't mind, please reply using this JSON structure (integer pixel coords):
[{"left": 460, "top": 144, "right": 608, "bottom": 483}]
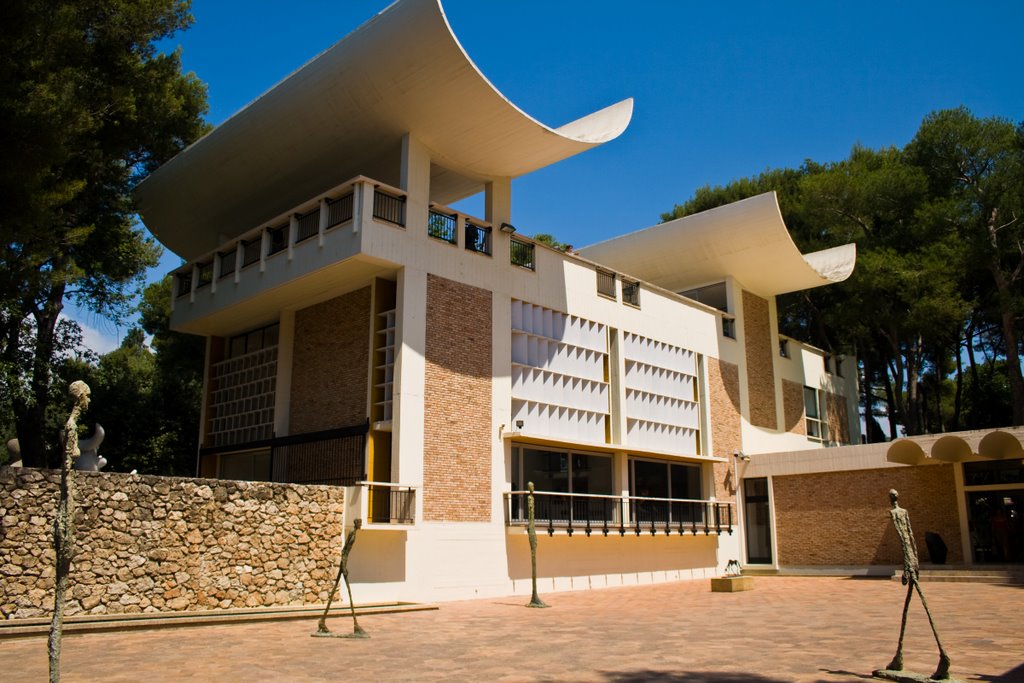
[{"left": 500, "top": 222, "right": 516, "bottom": 234}]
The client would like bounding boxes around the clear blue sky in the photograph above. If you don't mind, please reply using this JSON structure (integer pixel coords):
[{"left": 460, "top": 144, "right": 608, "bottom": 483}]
[{"left": 76, "top": 0, "right": 1024, "bottom": 351}]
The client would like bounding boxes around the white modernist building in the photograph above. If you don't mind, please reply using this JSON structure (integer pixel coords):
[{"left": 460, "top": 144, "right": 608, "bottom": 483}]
[{"left": 136, "top": 0, "right": 859, "bottom": 602}]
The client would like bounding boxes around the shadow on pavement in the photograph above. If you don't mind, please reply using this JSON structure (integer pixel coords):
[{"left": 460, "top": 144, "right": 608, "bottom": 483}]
[{"left": 601, "top": 670, "right": 792, "bottom": 683}]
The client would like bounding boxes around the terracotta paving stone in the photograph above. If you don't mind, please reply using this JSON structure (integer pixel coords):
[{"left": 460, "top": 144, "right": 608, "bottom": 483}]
[{"left": 2, "top": 577, "right": 1022, "bottom": 682}]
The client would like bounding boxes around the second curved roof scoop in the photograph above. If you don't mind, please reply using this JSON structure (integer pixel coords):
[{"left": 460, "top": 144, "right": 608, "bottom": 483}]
[{"left": 578, "top": 192, "right": 856, "bottom": 298}]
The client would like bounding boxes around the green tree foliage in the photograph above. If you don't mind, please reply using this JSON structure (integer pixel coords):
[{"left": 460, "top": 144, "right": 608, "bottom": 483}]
[
  {"left": 533, "top": 233, "right": 572, "bottom": 251},
  {"left": 664, "top": 108, "right": 1022, "bottom": 437},
  {"left": 0, "top": 0, "right": 208, "bottom": 467}
]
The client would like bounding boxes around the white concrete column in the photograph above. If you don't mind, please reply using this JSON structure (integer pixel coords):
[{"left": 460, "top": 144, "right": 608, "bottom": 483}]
[
  {"left": 400, "top": 133, "right": 432, "bottom": 240},
  {"left": 274, "top": 309, "right": 295, "bottom": 439},
  {"left": 492, "top": 293, "right": 513, "bottom": 524},
  {"left": 287, "top": 214, "right": 298, "bottom": 261},
  {"left": 393, "top": 266, "right": 427, "bottom": 499},
  {"left": 486, "top": 177, "right": 513, "bottom": 267},
  {"left": 354, "top": 181, "right": 373, "bottom": 234},
  {"left": 608, "top": 328, "right": 627, "bottom": 446},
  {"left": 318, "top": 198, "right": 329, "bottom": 247},
  {"left": 233, "top": 241, "right": 243, "bottom": 284}
]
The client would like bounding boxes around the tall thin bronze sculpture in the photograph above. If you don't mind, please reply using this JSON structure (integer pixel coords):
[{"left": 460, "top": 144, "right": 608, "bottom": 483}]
[
  {"left": 526, "top": 482, "right": 549, "bottom": 608},
  {"left": 313, "top": 518, "right": 368, "bottom": 638},
  {"left": 49, "top": 381, "right": 91, "bottom": 683},
  {"left": 876, "top": 489, "right": 952, "bottom": 681}
]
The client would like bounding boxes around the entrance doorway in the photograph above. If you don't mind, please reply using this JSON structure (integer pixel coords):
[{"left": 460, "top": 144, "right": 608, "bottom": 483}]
[
  {"left": 743, "top": 478, "right": 773, "bottom": 564},
  {"left": 967, "top": 490, "right": 1023, "bottom": 564}
]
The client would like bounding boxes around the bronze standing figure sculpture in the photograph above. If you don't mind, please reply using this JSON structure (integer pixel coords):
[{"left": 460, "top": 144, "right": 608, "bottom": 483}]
[
  {"left": 526, "top": 482, "right": 549, "bottom": 608},
  {"left": 49, "top": 381, "right": 91, "bottom": 683},
  {"left": 313, "top": 518, "right": 368, "bottom": 638},
  {"left": 876, "top": 489, "right": 952, "bottom": 681}
]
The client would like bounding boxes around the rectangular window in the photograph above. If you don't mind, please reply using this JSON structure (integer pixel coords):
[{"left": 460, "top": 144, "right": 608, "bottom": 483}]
[
  {"left": 804, "top": 386, "right": 829, "bottom": 443},
  {"left": 510, "top": 239, "right": 535, "bottom": 270},
  {"left": 680, "top": 281, "right": 728, "bottom": 312},
  {"left": 629, "top": 458, "right": 703, "bottom": 525},
  {"left": 779, "top": 338, "right": 790, "bottom": 358},
  {"left": 512, "top": 445, "right": 614, "bottom": 523},
  {"left": 596, "top": 269, "right": 616, "bottom": 298},
  {"left": 835, "top": 355, "right": 844, "bottom": 377},
  {"left": 722, "top": 316, "right": 736, "bottom": 339},
  {"left": 621, "top": 278, "right": 640, "bottom": 307},
  {"left": 824, "top": 354, "right": 833, "bottom": 374},
  {"left": 465, "top": 221, "right": 491, "bottom": 255}
]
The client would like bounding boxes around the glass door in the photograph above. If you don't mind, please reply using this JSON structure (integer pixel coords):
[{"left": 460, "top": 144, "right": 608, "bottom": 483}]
[{"left": 743, "top": 478, "right": 773, "bottom": 564}]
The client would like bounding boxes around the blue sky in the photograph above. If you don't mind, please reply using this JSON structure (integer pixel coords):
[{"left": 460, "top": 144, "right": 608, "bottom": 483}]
[{"left": 75, "top": 0, "right": 1024, "bottom": 352}]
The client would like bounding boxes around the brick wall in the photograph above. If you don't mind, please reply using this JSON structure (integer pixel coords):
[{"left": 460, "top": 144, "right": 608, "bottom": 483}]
[
  {"left": 707, "top": 358, "right": 741, "bottom": 500},
  {"left": 771, "top": 465, "right": 962, "bottom": 566},
  {"left": 0, "top": 468, "right": 345, "bottom": 619},
  {"left": 826, "top": 390, "right": 850, "bottom": 444},
  {"left": 782, "top": 379, "right": 806, "bottom": 435},
  {"left": 742, "top": 290, "right": 777, "bottom": 429},
  {"left": 422, "top": 274, "right": 492, "bottom": 522},
  {"left": 290, "top": 287, "right": 371, "bottom": 433}
]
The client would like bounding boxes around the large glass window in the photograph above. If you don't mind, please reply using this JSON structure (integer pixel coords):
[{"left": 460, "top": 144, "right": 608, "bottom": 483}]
[
  {"left": 511, "top": 445, "right": 614, "bottom": 523},
  {"left": 628, "top": 458, "right": 702, "bottom": 525},
  {"left": 512, "top": 446, "right": 613, "bottom": 495},
  {"left": 743, "top": 478, "right": 773, "bottom": 564}
]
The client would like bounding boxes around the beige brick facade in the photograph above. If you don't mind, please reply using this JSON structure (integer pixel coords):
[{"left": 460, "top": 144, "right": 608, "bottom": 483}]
[
  {"left": 826, "top": 390, "right": 850, "bottom": 445},
  {"left": 742, "top": 290, "right": 777, "bottom": 429},
  {"left": 290, "top": 287, "right": 371, "bottom": 434},
  {"left": 707, "top": 358, "right": 741, "bottom": 501},
  {"left": 782, "top": 379, "right": 806, "bottom": 435},
  {"left": 772, "top": 465, "right": 963, "bottom": 566},
  {"left": 422, "top": 274, "right": 493, "bottom": 522}
]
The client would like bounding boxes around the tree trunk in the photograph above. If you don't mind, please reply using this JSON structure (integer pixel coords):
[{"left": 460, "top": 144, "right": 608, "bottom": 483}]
[{"left": 12, "top": 282, "right": 66, "bottom": 468}]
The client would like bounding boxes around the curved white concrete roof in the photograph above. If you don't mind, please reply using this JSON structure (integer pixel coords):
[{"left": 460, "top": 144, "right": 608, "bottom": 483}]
[
  {"left": 578, "top": 192, "right": 856, "bottom": 297},
  {"left": 135, "top": 0, "right": 632, "bottom": 259}
]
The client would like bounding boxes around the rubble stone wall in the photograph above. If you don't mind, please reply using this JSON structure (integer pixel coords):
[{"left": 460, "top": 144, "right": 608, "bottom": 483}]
[{"left": 0, "top": 467, "right": 345, "bottom": 620}]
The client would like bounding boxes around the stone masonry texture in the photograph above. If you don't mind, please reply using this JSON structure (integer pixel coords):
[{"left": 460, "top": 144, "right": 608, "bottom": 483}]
[
  {"left": 0, "top": 467, "right": 345, "bottom": 620},
  {"left": 422, "top": 274, "right": 492, "bottom": 522},
  {"left": 742, "top": 290, "right": 777, "bottom": 430},
  {"left": 707, "top": 359, "right": 741, "bottom": 501},
  {"left": 290, "top": 286, "right": 371, "bottom": 434},
  {"left": 782, "top": 379, "right": 806, "bottom": 435},
  {"left": 772, "top": 464, "right": 963, "bottom": 566}
]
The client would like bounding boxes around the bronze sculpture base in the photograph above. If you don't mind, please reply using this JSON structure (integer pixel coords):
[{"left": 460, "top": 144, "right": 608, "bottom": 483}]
[{"left": 873, "top": 668, "right": 962, "bottom": 683}]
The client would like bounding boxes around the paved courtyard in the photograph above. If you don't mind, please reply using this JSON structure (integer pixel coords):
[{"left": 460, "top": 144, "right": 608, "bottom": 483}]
[{"left": 2, "top": 577, "right": 1021, "bottom": 682}]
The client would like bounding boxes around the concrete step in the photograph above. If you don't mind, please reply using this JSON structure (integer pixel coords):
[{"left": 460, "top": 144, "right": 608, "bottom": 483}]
[{"left": 0, "top": 601, "right": 437, "bottom": 639}]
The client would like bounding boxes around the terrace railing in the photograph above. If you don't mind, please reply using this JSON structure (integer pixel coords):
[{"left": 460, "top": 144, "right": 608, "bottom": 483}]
[
  {"left": 427, "top": 208, "right": 457, "bottom": 243},
  {"left": 269, "top": 423, "right": 368, "bottom": 486},
  {"left": 504, "top": 490, "right": 734, "bottom": 537}
]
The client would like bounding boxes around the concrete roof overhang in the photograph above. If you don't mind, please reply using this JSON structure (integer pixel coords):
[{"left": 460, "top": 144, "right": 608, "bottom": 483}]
[
  {"left": 135, "top": 0, "right": 633, "bottom": 260},
  {"left": 886, "top": 428, "right": 1024, "bottom": 465},
  {"left": 577, "top": 192, "right": 856, "bottom": 297}
]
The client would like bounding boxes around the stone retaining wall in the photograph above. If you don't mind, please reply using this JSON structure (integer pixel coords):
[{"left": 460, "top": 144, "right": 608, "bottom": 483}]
[{"left": 0, "top": 467, "right": 345, "bottom": 620}]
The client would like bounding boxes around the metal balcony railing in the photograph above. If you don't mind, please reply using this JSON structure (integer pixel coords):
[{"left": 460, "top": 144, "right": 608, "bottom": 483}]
[
  {"left": 510, "top": 238, "right": 535, "bottom": 270},
  {"left": 428, "top": 209, "right": 457, "bottom": 244},
  {"left": 373, "top": 190, "right": 406, "bottom": 227},
  {"left": 504, "top": 490, "right": 734, "bottom": 537},
  {"left": 465, "top": 221, "right": 491, "bottom": 255},
  {"left": 366, "top": 483, "right": 416, "bottom": 524},
  {"left": 268, "top": 423, "right": 368, "bottom": 486}
]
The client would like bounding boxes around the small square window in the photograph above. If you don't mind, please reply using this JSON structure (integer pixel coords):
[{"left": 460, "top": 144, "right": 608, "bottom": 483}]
[
  {"left": 722, "top": 317, "right": 736, "bottom": 339},
  {"left": 596, "top": 269, "right": 616, "bottom": 298},
  {"left": 621, "top": 278, "right": 640, "bottom": 307}
]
